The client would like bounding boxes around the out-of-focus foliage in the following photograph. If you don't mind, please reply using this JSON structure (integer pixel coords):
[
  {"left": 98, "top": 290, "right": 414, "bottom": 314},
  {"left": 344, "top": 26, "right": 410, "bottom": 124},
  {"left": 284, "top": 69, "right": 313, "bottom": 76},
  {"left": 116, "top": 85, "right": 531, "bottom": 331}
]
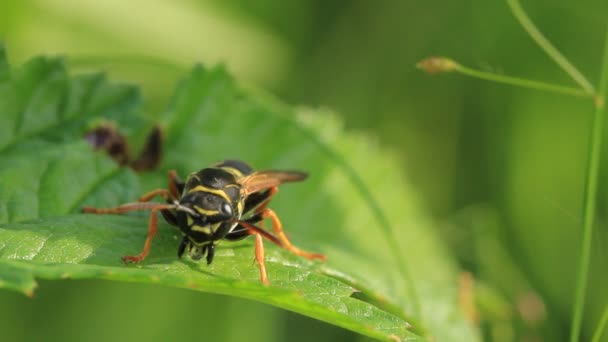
[{"left": 0, "top": 0, "right": 607, "bottom": 341}]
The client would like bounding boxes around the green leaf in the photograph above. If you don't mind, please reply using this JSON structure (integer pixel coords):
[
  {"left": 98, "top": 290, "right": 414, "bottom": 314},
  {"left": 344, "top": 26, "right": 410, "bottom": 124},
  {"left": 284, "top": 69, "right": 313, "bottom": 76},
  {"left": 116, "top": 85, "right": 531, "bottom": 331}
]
[{"left": 0, "top": 48, "right": 479, "bottom": 341}]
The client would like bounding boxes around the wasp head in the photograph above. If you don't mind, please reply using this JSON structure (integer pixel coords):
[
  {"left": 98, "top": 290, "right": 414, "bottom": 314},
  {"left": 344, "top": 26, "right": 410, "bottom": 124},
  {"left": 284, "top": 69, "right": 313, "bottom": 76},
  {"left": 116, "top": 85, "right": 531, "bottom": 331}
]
[{"left": 175, "top": 191, "right": 238, "bottom": 264}]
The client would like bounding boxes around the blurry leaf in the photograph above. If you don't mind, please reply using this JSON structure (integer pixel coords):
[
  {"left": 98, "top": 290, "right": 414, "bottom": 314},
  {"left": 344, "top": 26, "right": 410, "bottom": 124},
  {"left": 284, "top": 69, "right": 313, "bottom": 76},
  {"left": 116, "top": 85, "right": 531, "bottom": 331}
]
[{"left": 0, "top": 48, "right": 479, "bottom": 341}]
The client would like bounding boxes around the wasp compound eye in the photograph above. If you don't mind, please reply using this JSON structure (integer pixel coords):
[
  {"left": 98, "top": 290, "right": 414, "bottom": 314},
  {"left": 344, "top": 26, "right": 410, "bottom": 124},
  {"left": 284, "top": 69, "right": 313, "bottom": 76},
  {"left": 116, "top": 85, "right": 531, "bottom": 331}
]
[{"left": 220, "top": 202, "right": 233, "bottom": 217}]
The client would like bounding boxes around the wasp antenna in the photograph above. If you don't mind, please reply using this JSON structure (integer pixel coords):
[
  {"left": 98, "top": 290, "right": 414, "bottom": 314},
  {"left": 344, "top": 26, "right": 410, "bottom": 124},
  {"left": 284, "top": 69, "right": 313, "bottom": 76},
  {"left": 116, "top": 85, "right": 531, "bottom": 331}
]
[
  {"left": 175, "top": 204, "right": 199, "bottom": 217},
  {"left": 82, "top": 202, "right": 177, "bottom": 214}
]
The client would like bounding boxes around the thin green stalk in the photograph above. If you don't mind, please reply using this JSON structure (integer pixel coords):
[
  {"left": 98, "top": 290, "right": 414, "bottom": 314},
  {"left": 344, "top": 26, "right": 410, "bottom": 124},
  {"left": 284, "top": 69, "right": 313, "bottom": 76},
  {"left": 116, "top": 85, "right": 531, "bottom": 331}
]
[
  {"left": 454, "top": 63, "right": 592, "bottom": 98},
  {"left": 592, "top": 304, "right": 608, "bottom": 342},
  {"left": 416, "top": 57, "right": 593, "bottom": 98},
  {"left": 570, "top": 28, "right": 608, "bottom": 342},
  {"left": 506, "top": 0, "right": 595, "bottom": 93}
]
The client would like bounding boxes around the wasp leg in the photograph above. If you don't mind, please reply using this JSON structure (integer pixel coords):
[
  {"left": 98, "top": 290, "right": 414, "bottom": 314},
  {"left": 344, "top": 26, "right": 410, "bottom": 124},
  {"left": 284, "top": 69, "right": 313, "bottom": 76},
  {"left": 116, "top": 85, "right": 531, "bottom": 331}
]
[
  {"left": 237, "top": 215, "right": 325, "bottom": 261},
  {"left": 136, "top": 188, "right": 179, "bottom": 225},
  {"left": 138, "top": 172, "right": 183, "bottom": 226},
  {"left": 223, "top": 227, "right": 250, "bottom": 241},
  {"left": 254, "top": 233, "right": 269, "bottom": 285},
  {"left": 167, "top": 170, "right": 184, "bottom": 199},
  {"left": 136, "top": 170, "right": 183, "bottom": 203},
  {"left": 82, "top": 203, "right": 176, "bottom": 263},
  {"left": 138, "top": 189, "right": 174, "bottom": 202},
  {"left": 122, "top": 205, "right": 174, "bottom": 263},
  {"left": 261, "top": 208, "right": 326, "bottom": 261},
  {"left": 234, "top": 221, "right": 284, "bottom": 285},
  {"left": 226, "top": 213, "right": 271, "bottom": 241},
  {"left": 234, "top": 221, "right": 282, "bottom": 246},
  {"left": 135, "top": 173, "right": 182, "bottom": 227},
  {"left": 237, "top": 219, "right": 323, "bottom": 285},
  {"left": 177, "top": 236, "right": 189, "bottom": 258},
  {"left": 84, "top": 188, "right": 179, "bottom": 227}
]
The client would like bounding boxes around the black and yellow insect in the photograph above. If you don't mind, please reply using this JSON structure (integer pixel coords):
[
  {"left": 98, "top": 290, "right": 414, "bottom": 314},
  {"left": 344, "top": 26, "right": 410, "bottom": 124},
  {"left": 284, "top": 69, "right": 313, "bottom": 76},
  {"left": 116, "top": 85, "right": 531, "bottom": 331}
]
[{"left": 83, "top": 160, "right": 325, "bottom": 284}]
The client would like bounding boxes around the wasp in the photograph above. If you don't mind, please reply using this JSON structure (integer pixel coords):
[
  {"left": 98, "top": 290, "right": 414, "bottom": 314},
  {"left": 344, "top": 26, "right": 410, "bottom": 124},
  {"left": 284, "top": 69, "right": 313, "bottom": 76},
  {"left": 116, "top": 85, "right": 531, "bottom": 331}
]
[{"left": 82, "top": 160, "right": 326, "bottom": 284}]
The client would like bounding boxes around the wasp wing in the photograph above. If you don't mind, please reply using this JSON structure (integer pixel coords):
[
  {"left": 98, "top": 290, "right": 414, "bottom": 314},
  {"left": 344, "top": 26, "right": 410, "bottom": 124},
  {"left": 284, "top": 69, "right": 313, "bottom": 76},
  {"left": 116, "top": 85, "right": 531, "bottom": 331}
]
[{"left": 238, "top": 170, "right": 307, "bottom": 196}]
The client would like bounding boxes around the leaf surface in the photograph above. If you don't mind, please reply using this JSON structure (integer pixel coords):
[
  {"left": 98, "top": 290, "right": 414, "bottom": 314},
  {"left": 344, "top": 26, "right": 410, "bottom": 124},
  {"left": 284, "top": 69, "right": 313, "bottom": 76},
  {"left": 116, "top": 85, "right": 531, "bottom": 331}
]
[{"left": 0, "top": 48, "right": 478, "bottom": 341}]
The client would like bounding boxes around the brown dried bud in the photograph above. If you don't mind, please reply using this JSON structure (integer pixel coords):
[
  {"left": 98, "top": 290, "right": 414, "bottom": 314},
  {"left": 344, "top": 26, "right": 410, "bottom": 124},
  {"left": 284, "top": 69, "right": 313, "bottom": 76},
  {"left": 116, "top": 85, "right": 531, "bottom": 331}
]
[{"left": 416, "top": 57, "right": 457, "bottom": 74}]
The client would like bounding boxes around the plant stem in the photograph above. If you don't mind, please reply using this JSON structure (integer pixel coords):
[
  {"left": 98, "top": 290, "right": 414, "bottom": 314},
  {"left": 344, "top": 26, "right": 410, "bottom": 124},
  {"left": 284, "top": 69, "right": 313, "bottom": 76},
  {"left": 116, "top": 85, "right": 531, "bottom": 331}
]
[
  {"left": 453, "top": 63, "right": 593, "bottom": 98},
  {"left": 592, "top": 304, "right": 608, "bottom": 342},
  {"left": 570, "top": 28, "right": 608, "bottom": 342},
  {"left": 417, "top": 57, "right": 593, "bottom": 98},
  {"left": 506, "top": 0, "right": 595, "bottom": 93}
]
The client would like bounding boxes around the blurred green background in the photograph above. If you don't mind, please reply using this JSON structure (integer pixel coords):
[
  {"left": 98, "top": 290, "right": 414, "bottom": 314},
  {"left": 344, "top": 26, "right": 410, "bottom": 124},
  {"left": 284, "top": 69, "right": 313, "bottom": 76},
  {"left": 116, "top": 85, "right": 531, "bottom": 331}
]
[{"left": 1, "top": 0, "right": 608, "bottom": 341}]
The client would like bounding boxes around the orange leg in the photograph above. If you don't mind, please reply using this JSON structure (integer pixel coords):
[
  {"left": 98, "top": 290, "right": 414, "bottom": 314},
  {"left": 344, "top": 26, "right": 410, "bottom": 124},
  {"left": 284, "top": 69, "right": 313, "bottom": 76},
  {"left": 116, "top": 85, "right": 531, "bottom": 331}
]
[
  {"left": 167, "top": 170, "right": 181, "bottom": 199},
  {"left": 137, "top": 170, "right": 181, "bottom": 202},
  {"left": 138, "top": 188, "right": 173, "bottom": 202},
  {"left": 82, "top": 203, "right": 176, "bottom": 264},
  {"left": 253, "top": 233, "right": 269, "bottom": 285},
  {"left": 238, "top": 221, "right": 275, "bottom": 284},
  {"left": 238, "top": 221, "right": 282, "bottom": 248},
  {"left": 122, "top": 207, "right": 166, "bottom": 263},
  {"left": 238, "top": 220, "right": 324, "bottom": 284},
  {"left": 262, "top": 208, "right": 326, "bottom": 261}
]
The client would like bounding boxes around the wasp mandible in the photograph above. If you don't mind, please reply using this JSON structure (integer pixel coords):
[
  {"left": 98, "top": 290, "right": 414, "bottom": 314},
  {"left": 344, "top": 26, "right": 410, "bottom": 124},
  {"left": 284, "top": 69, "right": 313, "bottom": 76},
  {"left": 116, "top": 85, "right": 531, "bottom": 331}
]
[{"left": 82, "top": 160, "right": 326, "bottom": 284}]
